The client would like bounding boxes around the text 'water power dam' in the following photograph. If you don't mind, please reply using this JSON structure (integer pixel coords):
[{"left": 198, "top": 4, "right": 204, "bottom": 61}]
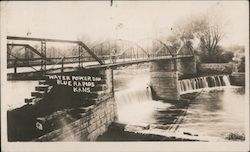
[
  {"left": 7, "top": 72, "right": 244, "bottom": 141},
  {"left": 6, "top": 36, "right": 245, "bottom": 142}
]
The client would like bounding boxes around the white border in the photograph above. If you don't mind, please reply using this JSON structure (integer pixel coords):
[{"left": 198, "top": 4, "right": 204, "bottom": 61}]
[{"left": 1, "top": 1, "right": 249, "bottom": 152}]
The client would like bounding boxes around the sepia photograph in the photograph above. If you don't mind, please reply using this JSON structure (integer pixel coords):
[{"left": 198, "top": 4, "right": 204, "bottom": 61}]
[{"left": 0, "top": 1, "right": 249, "bottom": 152}]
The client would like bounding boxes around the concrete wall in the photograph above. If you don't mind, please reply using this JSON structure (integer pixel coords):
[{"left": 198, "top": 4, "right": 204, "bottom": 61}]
[{"left": 150, "top": 59, "right": 180, "bottom": 101}]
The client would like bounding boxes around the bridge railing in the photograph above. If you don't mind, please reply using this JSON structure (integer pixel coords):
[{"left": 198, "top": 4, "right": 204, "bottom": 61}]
[
  {"left": 8, "top": 48, "right": 184, "bottom": 69},
  {"left": 7, "top": 36, "right": 195, "bottom": 74},
  {"left": 8, "top": 56, "right": 102, "bottom": 68},
  {"left": 7, "top": 36, "right": 104, "bottom": 74}
]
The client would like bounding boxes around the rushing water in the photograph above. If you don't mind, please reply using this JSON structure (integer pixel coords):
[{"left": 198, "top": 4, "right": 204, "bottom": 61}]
[
  {"left": 115, "top": 75, "right": 171, "bottom": 125},
  {"left": 6, "top": 69, "right": 246, "bottom": 141},
  {"left": 179, "top": 75, "right": 231, "bottom": 94},
  {"left": 177, "top": 87, "right": 245, "bottom": 139},
  {"left": 114, "top": 70, "right": 245, "bottom": 141}
]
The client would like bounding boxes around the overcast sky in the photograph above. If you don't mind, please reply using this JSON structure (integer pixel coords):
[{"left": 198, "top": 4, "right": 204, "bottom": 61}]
[{"left": 1, "top": 1, "right": 249, "bottom": 47}]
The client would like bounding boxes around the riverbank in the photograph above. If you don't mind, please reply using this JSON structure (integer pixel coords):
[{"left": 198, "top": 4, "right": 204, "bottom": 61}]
[
  {"left": 6, "top": 65, "right": 246, "bottom": 141},
  {"left": 97, "top": 122, "right": 202, "bottom": 141}
]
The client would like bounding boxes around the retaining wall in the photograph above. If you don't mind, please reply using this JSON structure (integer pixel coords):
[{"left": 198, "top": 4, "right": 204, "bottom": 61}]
[
  {"left": 34, "top": 96, "right": 117, "bottom": 141},
  {"left": 8, "top": 68, "right": 117, "bottom": 141}
]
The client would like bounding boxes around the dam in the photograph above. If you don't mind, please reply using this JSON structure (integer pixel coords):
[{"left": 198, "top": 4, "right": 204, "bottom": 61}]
[{"left": 6, "top": 36, "right": 245, "bottom": 141}]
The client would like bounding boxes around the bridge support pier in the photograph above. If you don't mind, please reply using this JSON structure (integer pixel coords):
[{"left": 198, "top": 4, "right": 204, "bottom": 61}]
[
  {"left": 150, "top": 59, "right": 180, "bottom": 101},
  {"left": 177, "top": 56, "right": 196, "bottom": 77}
]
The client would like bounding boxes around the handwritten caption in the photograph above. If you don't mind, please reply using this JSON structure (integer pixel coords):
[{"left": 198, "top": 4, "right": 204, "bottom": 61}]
[{"left": 48, "top": 75, "right": 102, "bottom": 93}]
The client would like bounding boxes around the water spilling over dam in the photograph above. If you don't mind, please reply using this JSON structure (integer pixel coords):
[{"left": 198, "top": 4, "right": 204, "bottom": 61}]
[
  {"left": 179, "top": 75, "right": 231, "bottom": 94},
  {"left": 115, "top": 75, "right": 171, "bottom": 125},
  {"left": 5, "top": 34, "right": 246, "bottom": 142},
  {"left": 109, "top": 71, "right": 245, "bottom": 141}
]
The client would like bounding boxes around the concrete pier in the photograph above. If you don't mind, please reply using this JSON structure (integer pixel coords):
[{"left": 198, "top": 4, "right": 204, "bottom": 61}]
[{"left": 150, "top": 59, "right": 180, "bottom": 101}]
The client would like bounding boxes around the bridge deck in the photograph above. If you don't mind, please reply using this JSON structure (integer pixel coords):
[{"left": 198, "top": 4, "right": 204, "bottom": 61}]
[
  {"left": 86, "top": 55, "right": 193, "bottom": 69},
  {"left": 7, "top": 36, "right": 195, "bottom": 80},
  {"left": 7, "top": 55, "right": 193, "bottom": 80}
]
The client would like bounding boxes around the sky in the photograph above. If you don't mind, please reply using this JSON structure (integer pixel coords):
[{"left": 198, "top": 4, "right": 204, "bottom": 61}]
[{"left": 1, "top": 1, "right": 249, "bottom": 47}]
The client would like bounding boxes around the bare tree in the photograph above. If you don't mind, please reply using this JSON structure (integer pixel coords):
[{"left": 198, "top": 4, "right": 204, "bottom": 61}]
[
  {"left": 199, "top": 23, "right": 225, "bottom": 62},
  {"left": 170, "top": 13, "right": 226, "bottom": 62}
]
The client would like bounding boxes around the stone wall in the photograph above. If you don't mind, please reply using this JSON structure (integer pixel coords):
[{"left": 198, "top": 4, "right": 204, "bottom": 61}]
[
  {"left": 197, "top": 63, "right": 233, "bottom": 75},
  {"left": 150, "top": 59, "right": 180, "bottom": 101},
  {"left": 33, "top": 68, "right": 117, "bottom": 141},
  {"left": 34, "top": 97, "right": 117, "bottom": 141},
  {"left": 8, "top": 68, "right": 117, "bottom": 141}
]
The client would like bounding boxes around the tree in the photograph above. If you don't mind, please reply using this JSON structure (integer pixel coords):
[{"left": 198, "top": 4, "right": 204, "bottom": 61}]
[
  {"left": 199, "top": 24, "right": 224, "bottom": 62},
  {"left": 170, "top": 13, "right": 227, "bottom": 63}
]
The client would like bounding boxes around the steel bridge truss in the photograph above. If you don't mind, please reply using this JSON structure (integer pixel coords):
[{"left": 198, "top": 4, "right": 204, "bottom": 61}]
[
  {"left": 7, "top": 36, "right": 104, "bottom": 73},
  {"left": 7, "top": 36, "right": 194, "bottom": 74}
]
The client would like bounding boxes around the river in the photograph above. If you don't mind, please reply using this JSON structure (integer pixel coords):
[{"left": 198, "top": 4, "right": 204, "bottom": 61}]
[
  {"left": 112, "top": 67, "right": 245, "bottom": 141},
  {"left": 5, "top": 67, "right": 246, "bottom": 141}
]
